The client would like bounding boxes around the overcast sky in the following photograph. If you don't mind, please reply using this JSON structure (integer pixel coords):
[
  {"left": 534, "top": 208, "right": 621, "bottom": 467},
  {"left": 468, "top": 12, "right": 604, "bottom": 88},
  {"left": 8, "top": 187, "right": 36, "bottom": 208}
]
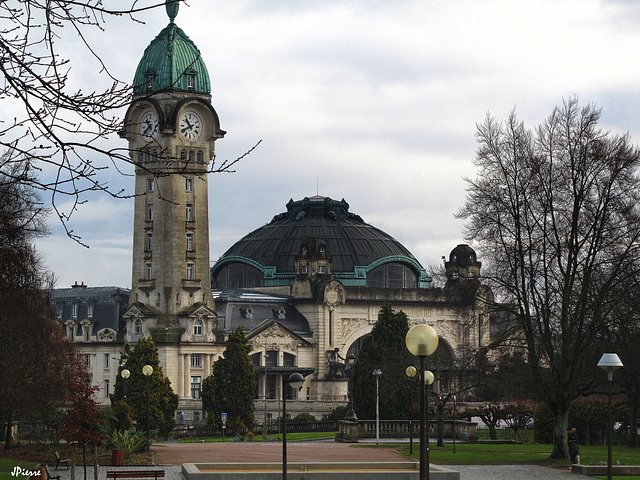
[{"left": 34, "top": 0, "right": 640, "bottom": 289}]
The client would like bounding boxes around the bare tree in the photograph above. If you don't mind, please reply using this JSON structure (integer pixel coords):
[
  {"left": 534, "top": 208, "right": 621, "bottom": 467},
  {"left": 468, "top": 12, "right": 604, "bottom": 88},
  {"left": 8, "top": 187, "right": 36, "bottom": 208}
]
[
  {"left": 458, "top": 97, "right": 640, "bottom": 458},
  {"left": 0, "top": 153, "right": 82, "bottom": 449},
  {"left": 0, "top": 1, "right": 247, "bottom": 243}
]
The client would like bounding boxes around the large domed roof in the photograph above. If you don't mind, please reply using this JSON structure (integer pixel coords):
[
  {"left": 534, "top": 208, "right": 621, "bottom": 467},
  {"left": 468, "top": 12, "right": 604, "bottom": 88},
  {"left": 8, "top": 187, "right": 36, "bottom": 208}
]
[
  {"left": 212, "top": 196, "right": 430, "bottom": 289},
  {"left": 133, "top": 2, "right": 210, "bottom": 95}
]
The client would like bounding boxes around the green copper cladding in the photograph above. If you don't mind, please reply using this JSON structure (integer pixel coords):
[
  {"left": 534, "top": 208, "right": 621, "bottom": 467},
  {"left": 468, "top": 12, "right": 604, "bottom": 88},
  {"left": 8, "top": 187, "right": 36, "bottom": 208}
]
[
  {"left": 133, "top": 11, "right": 210, "bottom": 95},
  {"left": 166, "top": 0, "right": 179, "bottom": 21}
]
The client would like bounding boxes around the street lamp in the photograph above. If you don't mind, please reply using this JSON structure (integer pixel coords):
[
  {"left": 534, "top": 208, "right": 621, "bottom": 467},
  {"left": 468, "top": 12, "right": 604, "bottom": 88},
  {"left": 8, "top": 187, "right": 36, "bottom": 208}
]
[
  {"left": 120, "top": 352, "right": 129, "bottom": 399},
  {"left": 598, "top": 353, "right": 623, "bottom": 480},
  {"left": 373, "top": 369, "right": 382, "bottom": 445},
  {"left": 344, "top": 353, "right": 358, "bottom": 421},
  {"left": 142, "top": 364, "right": 153, "bottom": 452},
  {"left": 406, "top": 366, "right": 417, "bottom": 455},
  {"left": 121, "top": 368, "right": 130, "bottom": 399},
  {"left": 283, "top": 372, "right": 305, "bottom": 480},
  {"left": 406, "top": 324, "right": 439, "bottom": 480},
  {"left": 264, "top": 352, "right": 270, "bottom": 443}
]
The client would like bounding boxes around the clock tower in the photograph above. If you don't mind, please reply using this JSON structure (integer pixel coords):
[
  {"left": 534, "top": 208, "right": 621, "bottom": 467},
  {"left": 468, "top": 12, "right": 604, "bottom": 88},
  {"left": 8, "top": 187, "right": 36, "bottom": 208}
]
[{"left": 120, "top": 1, "right": 224, "bottom": 346}]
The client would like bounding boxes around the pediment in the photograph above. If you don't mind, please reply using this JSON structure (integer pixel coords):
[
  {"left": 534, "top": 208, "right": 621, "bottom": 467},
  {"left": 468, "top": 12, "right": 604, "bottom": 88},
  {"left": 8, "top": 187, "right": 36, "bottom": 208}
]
[{"left": 248, "top": 320, "right": 312, "bottom": 351}]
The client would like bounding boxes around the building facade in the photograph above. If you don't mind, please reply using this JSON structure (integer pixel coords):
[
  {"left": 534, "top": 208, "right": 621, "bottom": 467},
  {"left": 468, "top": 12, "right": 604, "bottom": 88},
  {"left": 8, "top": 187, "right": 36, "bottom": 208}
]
[{"left": 54, "top": 1, "right": 493, "bottom": 425}]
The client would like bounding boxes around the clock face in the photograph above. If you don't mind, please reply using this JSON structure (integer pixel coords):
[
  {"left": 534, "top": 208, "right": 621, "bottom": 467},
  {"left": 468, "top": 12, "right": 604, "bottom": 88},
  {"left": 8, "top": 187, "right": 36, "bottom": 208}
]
[
  {"left": 139, "top": 111, "right": 159, "bottom": 139},
  {"left": 179, "top": 111, "right": 202, "bottom": 141}
]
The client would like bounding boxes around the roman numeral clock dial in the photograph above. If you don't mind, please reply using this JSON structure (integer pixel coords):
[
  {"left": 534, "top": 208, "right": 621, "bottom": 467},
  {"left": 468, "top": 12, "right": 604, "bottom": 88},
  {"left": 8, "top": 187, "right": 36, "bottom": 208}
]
[{"left": 179, "top": 111, "right": 202, "bottom": 141}]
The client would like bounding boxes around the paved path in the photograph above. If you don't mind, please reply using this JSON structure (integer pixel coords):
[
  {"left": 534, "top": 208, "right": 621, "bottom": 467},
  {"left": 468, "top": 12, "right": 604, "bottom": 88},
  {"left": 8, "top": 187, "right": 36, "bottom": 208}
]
[{"left": 45, "top": 443, "right": 593, "bottom": 480}]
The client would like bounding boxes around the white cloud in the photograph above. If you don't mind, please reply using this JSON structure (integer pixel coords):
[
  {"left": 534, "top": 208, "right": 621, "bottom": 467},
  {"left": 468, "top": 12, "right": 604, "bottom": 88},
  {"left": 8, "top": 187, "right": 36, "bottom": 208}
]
[{"left": 33, "top": 0, "right": 640, "bottom": 288}]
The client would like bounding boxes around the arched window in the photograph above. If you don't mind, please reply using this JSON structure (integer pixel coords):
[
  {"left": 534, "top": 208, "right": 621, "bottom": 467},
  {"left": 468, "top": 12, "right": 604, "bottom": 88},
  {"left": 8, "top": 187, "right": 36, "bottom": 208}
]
[
  {"left": 194, "top": 319, "right": 203, "bottom": 335},
  {"left": 366, "top": 262, "right": 418, "bottom": 289},
  {"left": 134, "top": 319, "right": 143, "bottom": 335},
  {"left": 197, "top": 151, "right": 204, "bottom": 163},
  {"left": 213, "top": 263, "right": 264, "bottom": 289}
]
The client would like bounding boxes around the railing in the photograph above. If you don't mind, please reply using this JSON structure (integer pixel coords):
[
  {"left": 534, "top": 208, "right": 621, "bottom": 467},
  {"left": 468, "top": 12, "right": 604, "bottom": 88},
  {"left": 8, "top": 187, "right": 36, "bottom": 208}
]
[
  {"left": 338, "top": 419, "right": 478, "bottom": 442},
  {"left": 171, "top": 421, "right": 340, "bottom": 438}
]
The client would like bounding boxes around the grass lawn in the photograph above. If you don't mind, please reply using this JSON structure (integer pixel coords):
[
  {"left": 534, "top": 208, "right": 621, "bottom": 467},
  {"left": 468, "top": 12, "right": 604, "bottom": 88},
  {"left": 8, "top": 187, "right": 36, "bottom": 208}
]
[
  {"left": 0, "top": 458, "right": 39, "bottom": 480},
  {"left": 392, "top": 442, "right": 640, "bottom": 479}
]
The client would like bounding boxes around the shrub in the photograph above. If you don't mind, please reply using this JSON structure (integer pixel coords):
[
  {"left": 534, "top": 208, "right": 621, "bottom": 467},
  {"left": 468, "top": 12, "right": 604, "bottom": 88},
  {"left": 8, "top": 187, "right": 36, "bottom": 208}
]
[
  {"left": 292, "top": 412, "right": 316, "bottom": 424},
  {"left": 108, "top": 430, "right": 147, "bottom": 458},
  {"left": 533, "top": 402, "right": 554, "bottom": 444}
]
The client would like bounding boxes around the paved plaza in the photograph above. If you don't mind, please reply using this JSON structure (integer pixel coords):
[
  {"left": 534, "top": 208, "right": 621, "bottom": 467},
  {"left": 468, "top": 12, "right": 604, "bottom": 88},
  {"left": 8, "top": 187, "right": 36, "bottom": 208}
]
[{"left": 44, "top": 442, "right": 592, "bottom": 480}]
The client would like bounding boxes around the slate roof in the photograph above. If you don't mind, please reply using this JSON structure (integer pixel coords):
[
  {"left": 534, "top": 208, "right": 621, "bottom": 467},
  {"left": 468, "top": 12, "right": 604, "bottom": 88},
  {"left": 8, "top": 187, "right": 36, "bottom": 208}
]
[
  {"left": 217, "top": 196, "right": 420, "bottom": 274},
  {"left": 53, "top": 284, "right": 130, "bottom": 333},
  {"left": 214, "top": 289, "right": 311, "bottom": 336}
]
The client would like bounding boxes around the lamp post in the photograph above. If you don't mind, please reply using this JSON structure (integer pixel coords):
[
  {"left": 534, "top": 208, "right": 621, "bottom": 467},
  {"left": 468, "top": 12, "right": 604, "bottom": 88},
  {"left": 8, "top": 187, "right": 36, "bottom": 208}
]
[
  {"left": 121, "top": 368, "right": 130, "bottom": 399},
  {"left": 142, "top": 364, "right": 153, "bottom": 452},
  {"left": 120, "top": 352, "right": 129, "bottom": 399},
  {"left": 406, "top": 366, "right": 417, "bottom": 455},
  {"left": 373, "top": 369, "right": 382, "bottom": 445},
  {"left": 344, "top": 353, "right": 358, "bottom": 421},
  {"left": 598, "top": 353, "right": 623, "bottom": 480},
  {"left": 405, "top": 324, "right": 439, "bottom": 480},
  {"left": 283, "top": 372, "right": 305, "bottom": 480},
  {"left": 264, "top": 352, "right": 270, "bottom": 442}
]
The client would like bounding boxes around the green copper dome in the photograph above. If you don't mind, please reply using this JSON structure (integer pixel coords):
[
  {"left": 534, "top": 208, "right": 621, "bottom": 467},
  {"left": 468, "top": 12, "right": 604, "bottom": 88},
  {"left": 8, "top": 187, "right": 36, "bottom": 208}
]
[{"left": 133, "top": 5, "right": 210, "bottom": 95}]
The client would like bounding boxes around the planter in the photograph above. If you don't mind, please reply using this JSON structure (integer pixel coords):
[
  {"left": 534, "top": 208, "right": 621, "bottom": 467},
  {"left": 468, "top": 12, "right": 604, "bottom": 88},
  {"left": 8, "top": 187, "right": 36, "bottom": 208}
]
[{"left": 111, "top": 449, "right": 124, "bottom": 466}]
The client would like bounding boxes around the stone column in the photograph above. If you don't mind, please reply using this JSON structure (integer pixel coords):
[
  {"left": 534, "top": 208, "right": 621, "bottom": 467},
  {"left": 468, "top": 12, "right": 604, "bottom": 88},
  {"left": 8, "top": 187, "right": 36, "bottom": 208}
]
[{"left": 183, "top": 354, "right": 191, "bottom": 398}]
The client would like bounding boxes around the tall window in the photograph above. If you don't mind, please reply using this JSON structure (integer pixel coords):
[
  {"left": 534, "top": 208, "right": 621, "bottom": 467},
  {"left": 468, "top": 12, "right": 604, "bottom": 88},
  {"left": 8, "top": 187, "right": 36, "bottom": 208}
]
[
  {"left": 148, "top": 178, "right": 155, "bottom": 192},
  {"left": 84, "top": 326, "right": 90, "bottom": 342},
  {"left": 185, "top": 178, "right": 193, "bottom": 192},
  {"left": 146, "top": 233, "right": 152, "bottom": 252},
  {"left": 186, "top": 204, "right": 193, "bottom": 221},
  {"left": 134, "top": 319, "right": 143, "bottom": 335},
  {"left": 186, "top": 233, "right": 194, "bottom": 251},
  {"left": 191, "top": 353, "right": 202, "bottom": 368},
  {"left": 197, "top": 151, "right": 204, "bottom": 163},
  {"left": 87, "top": 304, "right": 94, "bottom": 319},
  {"left": 145, "top": 263, "right": 152, "bottom": 280},
  {"left": 84, "top": 354, "right": 91, "bottom": 367},
  {"left": 104, "top": 353, "right": 110, "bottom": 368},
  {"left": 191, "top": 376, "right": 201, "bottom": 399},
  {"left": 104, "top": 379, "right": 110, "bottom": 398},
  {"left": 72, "top": 303, "right": 78, "bottom": 318},
  {"left": 187, "top": 263, "right": 195, "bottom": 280},
  {"left": 147, "top": 204, "right": 153, "bottom": 221},
  {"left": 193, "top": 319, "right": 203, "bottom": 335}
]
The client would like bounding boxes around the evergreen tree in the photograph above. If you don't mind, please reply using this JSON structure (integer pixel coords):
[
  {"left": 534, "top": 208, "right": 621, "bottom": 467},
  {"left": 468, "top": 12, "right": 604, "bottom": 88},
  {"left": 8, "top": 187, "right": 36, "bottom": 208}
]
[
  {"left": 202, "top": 326, "right": 256, "bottom": 433},
  {"left": 353, "top": 302, "right": 418, "bottom": 420},
  {"left": 111, "top": 338, "right": 178, "bottom": 437}
]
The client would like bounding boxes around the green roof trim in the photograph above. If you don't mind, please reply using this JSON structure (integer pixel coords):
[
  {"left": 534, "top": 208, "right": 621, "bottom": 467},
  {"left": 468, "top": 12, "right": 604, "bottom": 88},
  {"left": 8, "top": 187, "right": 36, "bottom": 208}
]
[
  {"left": 133, "top": 20, "right": 210, "bottom": 95},
  {"left": 211, "top": 255, "right": 431, "bottom": 289}
]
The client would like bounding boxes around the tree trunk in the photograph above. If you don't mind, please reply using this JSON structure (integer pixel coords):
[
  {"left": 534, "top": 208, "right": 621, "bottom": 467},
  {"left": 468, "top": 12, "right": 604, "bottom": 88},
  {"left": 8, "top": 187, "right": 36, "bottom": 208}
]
[
  {"left": 550, "top": 407, "right": 569, "bottom": 458},
  {"left": 4, "top": 412, "right": 12, "bottom": 450},
  {"left": 436, "top": 403, "right": 445, "bottom": 447}
]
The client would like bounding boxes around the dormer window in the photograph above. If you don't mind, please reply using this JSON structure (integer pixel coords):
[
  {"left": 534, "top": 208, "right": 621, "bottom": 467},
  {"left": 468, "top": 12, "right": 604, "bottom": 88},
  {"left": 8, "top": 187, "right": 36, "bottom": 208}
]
[
  {"left": 186, "top": 71, "right": 196, "bottom": 90},
  {"left": 194, "top": 319, "right": 203, "bottom": 335},
  {"left": 145, "top": 71, "right": 156, "bottom": 91}
]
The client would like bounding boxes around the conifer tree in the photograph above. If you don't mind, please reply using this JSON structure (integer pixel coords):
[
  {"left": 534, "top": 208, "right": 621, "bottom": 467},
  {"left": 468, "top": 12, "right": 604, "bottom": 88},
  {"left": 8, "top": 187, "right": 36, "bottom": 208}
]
[
  {"left": 112, "top": 338, "right": 178, "bottom": 437},
  {"left": 202, "top": 326, "right": 256, "bottom": 433},
  {"left": 353, "top": 302, "right": 418, "bottom": 420}
]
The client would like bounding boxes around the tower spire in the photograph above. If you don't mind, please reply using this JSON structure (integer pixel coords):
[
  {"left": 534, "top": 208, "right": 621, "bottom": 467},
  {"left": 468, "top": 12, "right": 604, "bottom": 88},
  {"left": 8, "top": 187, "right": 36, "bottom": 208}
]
[{"left": 166, "top": 0, "right": 179, "bottom": 22}]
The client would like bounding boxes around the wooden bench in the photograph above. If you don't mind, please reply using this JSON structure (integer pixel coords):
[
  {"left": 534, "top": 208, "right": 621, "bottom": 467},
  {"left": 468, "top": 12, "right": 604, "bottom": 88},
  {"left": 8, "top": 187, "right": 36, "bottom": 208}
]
[
  {"left": 54, "top": 452, "right": 70, "bottom": 470},
  {"left": 106, "top": 470, "right": 165, "bottom": 480},
  {"left": 45, "top": 465, "right": 61, "bottom": 480}
]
